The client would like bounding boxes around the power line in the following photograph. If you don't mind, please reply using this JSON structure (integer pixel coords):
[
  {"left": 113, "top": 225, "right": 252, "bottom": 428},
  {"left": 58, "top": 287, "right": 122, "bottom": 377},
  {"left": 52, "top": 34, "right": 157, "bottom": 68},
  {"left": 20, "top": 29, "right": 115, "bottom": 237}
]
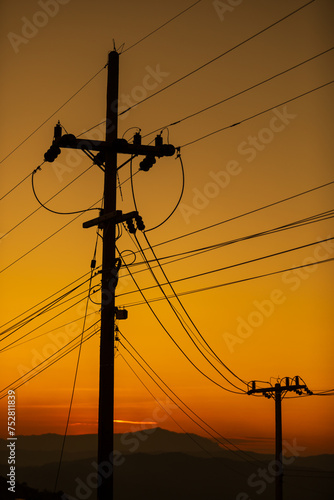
[
  {"left": 122, "top": 210, "right": 334, "bottom": 274},
  {"left": 0, "top": 272, "right": 98, "bottom": 337},
  {"left": 0, "top": 66, "right": 107, "bottom": 165},
  {"left": 119, "top": 349, "right": 252, "bottom": 477},
  {"left": 143, "top": 181, "right": 334, "bottom": 251},
  {"left": 1, "top": 163, "right": 97, "bottom": 240},
  {"left": 0, "top": 1, "right": 203, "bottom": 197},
  {"left": 0, "top": 318, "right": 101, "bottom": 398},
  {"left": 131, "top": 231, "right": 246, "bottom": 391},
  {"left": 0, "top": 168, "right": 38, "bottom": 203},
  {"left": 0, "top": 285, "right": 98, "bottom": 351},
  {"left": 146, "top": 46, "right": 334, "bottom": 137},
  {"left": 122, "top": 0, "right": 204, "bottom": 54},
  {"left": 0, "top": 170, "right": 138, "bottom": 274},
  {"left": 0, "top": 310, "right": 99, "bottom": 353},
  {"left": 117, "top": 244, "right": 246, "bottom": 394},
  {"left": 3, "top": 96, "right": 329, "bottom": 269},
  {"left": 116, "top": 237, "right": 334, "bottom": 299},
  {"left": 121, "top": 257, "right": 334, "bottom": 308},
  {"left": 0, "top": 269, "right": 96, "bottom": 331},
  {"left": 31, "top": 164, "right": 99, "bottom": 216},
  {"left": 120, "top": 332, "right": 263, "bottom": 465},
  {"left": 119, "top": 0, "right": 317, "bottom": 116},
  {"left": 140, "top": 152, "right": 185, "bottom": 232},
  {"left": 119, "top": 350, "right": 255, "bottom": 482},
  {"left": 75, "top": 46, "right": 333, "bottom": 142},
  {"left": 182, "top": 79, "right": 334, "bottom": 148},
  {"left": 0, "top": 198, "right": 103, "bottom": 275},
  {"left": 54, "top": 236, "right": 98, "bottom": 492},
  {"left": 141, "top": 231, "right": 247, "bottom": 385}
]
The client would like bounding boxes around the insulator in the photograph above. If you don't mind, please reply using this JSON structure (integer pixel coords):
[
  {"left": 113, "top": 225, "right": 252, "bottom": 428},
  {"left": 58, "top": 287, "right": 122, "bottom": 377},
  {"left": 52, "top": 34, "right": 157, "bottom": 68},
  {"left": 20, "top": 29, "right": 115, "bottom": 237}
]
[
  {"left": 133, "top": 132, "right": 141, "bottom": 145},
  {"left": 155, "top": 134, "right": 163, "bottom": 147},
  {"left": 126, "top": 218, "right": 136, "bottom": 234},
  {"left": 139, "top": 155, "right": 156, "bottom": 172},
  {"left": 44, "top": 144, "right": 61, "bottom": 162},
  {"left": 54, "top": 122, "right": 62, "bottom": 140},
  {"left": 135, "top": 214, "right": 145, "bottom": 231}
]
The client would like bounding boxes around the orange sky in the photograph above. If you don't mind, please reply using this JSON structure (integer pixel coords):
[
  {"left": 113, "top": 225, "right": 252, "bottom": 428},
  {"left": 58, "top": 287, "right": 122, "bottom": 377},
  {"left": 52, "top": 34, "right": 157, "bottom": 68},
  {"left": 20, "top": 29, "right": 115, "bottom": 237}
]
[{"left": 0, "top": 0, "right": 334, "bottom": 456}]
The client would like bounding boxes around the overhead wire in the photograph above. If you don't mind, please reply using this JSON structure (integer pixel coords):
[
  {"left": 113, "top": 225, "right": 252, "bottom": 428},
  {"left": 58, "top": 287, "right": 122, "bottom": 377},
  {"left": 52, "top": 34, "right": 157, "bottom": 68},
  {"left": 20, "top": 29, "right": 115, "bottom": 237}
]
[
  {"left": 145, "top": 151, "right": 185, "bottom": 232},
  {"left": 0, "top": 269, "right": 98, "bottom": 331},
  {"left": 0, "top": 318, "right": 101, "bottom": 399},
  {"left": 119, "top": 0, "right": 317, "bottom": 116},
  {"left": 0, "top": 272, "right": 99, "bottom": 338},
  {"left": 0, "top": 197, "right": 103, "bottom": 275},
  {"left": 117, "top": 243, "right": 246, "bottom": 394},
  {"left": 119, "top": 355, "right": 216, "bottom": 460},
  {"left": 0, "top": 167, "right": 40, "bottom": 202},
  {"left": 121, "top": 257, "right": 334, "bottom": 308},
  {"left": 139, "top": 181, "right": 334, "bottom": 251},
  {"left": 74, "top": 46, "right": 333, "bottom": 143},
  {"left": 181, "top": 80, "right": 334, "bottom": 148},
  {"left": 2, "top": 88, "right": 331, "bottom": 266},
  {"left": 122, "top": 0, "right": 204, "bottom": 54},
  {"left": 0, "top": 65, "right": 107, "bottom": 165},
  {"left": 31, "top": 163, "right": 100, "bottom": 216},
  {"left": 1, "top": 163, "right": 97, "bottom": 241},
  {"left": 129, "top": 161, "right": 245, "bottom": 386},
  {"left": 0, "top": 0, "right": 204, "bottom": 198},
  {"left": 0, "top": 167, "right": 141, "bottom": 275},
  {"left": 0, "top": 284, "right": 99, "bottom": 351},
  {"left": 145, "top": 46, "right": 334, "bottom": 137},
  {"left": 117, "top": 236, "right": 334, "bottom": 298},
  {"left": 119, "top": 349, "right": 251, "bottom": 477},
  {"left": 120, "top": 211, "right": 334, "bottom": 277},
  {"left": 54, "top": 232, "right": 99, "bottom": 492},
  {"left": 132, "top": 230, "right": 246, "bottom": 390},
  {"left": 0, "top": 310, "right": 99, "bottom": 353},
  {"left": 120, "top": 331, "right": 265, "bottom": 465}
]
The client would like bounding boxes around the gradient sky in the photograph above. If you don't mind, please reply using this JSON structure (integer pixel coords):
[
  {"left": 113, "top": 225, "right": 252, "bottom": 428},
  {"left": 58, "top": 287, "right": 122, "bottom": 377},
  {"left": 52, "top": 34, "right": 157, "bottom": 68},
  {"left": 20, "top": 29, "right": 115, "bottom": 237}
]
[{"left": 0, "top": 0, "right": 333, "bottom": 456}]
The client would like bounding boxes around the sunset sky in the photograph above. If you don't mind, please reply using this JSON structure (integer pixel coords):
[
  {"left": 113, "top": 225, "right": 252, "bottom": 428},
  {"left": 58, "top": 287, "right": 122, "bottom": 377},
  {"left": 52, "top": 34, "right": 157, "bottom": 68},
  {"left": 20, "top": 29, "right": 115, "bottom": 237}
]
[{"left": 0, "top": 0, "right": 333, "bottom": 457}]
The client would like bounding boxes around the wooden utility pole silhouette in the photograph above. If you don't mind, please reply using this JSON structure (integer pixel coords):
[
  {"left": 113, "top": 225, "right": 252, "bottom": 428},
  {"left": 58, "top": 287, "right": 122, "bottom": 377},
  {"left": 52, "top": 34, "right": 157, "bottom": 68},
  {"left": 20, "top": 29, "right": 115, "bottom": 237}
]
[
  {"left": 44, "top": 50, "right": 175, "bottom": 499},
  {"left": 248, "top": 376, "right": 312, "bottom": 500}
]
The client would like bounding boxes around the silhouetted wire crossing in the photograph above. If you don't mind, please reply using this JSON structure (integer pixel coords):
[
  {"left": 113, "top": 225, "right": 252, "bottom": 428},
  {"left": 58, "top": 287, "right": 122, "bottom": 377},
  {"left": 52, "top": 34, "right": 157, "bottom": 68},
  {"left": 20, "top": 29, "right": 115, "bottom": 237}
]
[
  {"left": 119, "top": 332, "right": 266, "bottom": 465},
  {"left": 117, "top": 245, "right": 246, "bottom": 394},
  {"left": 118, "top": 0, "right": 317, "bottom": 116}
]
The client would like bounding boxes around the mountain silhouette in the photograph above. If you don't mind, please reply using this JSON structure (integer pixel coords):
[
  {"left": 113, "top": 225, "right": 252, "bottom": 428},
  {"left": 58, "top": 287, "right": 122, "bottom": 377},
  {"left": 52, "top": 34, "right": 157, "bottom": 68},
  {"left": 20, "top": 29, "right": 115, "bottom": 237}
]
[{"left": 0, "top": 428, "right": 333, "bottom": 499}]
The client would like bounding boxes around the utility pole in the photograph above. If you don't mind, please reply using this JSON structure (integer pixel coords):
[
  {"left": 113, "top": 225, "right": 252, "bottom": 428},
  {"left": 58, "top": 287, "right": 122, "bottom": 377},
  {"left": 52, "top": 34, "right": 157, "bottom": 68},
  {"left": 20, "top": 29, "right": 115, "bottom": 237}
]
[
  {"left": 98, "top": 48, "right": 118, "bottom": 500},
  {"left": 43, "top": 50, "right": 175, "bottom": 499},
  {"left": 247, "top": 377, "right": 312, "bottom": 500}
]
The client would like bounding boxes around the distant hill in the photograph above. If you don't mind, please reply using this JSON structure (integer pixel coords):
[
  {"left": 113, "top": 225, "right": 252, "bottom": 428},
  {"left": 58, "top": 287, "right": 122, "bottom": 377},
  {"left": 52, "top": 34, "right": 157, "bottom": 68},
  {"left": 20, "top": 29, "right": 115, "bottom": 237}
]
[
  {"left": 0, "top": 427, "right": 272, "bottom": 467},
  {"left": 0, "top": 428, "right": 333, "bottom": 500}
]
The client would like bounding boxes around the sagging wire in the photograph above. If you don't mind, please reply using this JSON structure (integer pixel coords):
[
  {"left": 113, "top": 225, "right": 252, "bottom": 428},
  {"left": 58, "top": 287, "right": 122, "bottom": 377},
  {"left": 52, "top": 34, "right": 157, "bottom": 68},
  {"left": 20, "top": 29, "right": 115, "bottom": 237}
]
[
  {"left": 129, "top": 147, "right": 185, "bottom": 232},
  {"left": 31, "top": 163, "right": 99, "bottom": 216},
  {"left": 53, "top": 233, "right": 101, "bottom": 492}
]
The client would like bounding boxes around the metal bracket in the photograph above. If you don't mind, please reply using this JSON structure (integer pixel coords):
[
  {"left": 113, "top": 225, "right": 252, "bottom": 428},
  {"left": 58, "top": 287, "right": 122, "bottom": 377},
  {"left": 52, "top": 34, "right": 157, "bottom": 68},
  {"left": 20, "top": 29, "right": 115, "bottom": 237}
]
[{"left": 83, "top": 210, "right": 139, "bottom": 229}]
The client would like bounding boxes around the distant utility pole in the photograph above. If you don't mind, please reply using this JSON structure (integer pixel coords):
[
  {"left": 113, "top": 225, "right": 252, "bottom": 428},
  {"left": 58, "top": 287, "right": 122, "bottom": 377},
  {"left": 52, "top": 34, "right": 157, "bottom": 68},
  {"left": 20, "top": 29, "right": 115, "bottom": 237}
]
[
  {"left": 43, "top": 50, "right": 175, "bottom": 500},
  {"left": 247, "top": 376, "right": 313, "bottom": 500}
]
